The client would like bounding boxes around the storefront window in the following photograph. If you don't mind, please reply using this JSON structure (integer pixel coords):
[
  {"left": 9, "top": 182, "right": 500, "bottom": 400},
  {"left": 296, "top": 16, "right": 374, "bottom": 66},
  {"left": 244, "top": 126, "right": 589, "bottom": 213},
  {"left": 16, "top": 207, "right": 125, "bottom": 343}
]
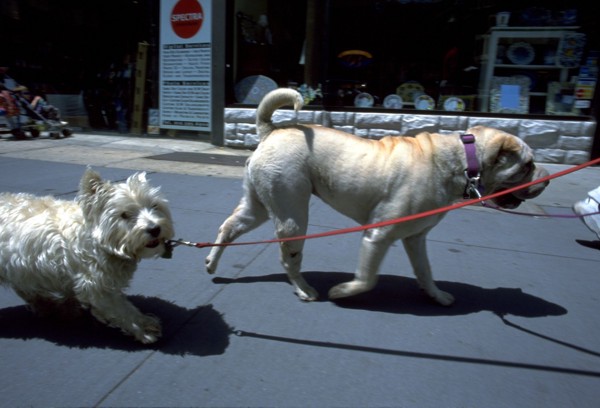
[{"left": 230, "top": 0, "right": 598, "bottom": 118}]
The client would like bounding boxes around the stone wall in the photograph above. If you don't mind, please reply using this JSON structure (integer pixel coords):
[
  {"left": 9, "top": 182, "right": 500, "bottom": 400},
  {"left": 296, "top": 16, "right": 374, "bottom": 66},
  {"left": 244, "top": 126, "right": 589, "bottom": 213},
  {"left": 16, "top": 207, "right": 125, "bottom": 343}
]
[{"left": 224, "top": 108, "right": 596, "bottom": 165}]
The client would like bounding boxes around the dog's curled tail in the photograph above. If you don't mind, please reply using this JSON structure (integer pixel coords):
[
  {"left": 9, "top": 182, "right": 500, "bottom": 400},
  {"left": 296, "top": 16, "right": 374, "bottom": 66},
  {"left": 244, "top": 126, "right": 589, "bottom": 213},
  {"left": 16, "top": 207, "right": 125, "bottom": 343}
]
[{"left": 256, "top": 88, "right": 304, "bottom": 142}]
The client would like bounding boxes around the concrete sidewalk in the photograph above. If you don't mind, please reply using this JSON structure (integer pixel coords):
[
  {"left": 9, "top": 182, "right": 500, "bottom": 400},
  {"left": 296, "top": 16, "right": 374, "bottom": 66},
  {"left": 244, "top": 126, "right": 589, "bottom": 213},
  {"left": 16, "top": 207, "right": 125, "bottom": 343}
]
[
  {"left": 1, "top": 131, "right": 600, "bottom": 407},
  {"left": 0, "top": 131, "right": 253, "bottom": 178}
]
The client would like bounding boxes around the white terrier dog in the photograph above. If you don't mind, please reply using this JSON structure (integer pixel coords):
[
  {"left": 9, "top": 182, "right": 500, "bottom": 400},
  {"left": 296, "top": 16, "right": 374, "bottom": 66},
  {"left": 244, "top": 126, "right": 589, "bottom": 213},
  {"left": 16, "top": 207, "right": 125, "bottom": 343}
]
[{"left": 0, "top": 168, "right": 174, "bottom": 344}]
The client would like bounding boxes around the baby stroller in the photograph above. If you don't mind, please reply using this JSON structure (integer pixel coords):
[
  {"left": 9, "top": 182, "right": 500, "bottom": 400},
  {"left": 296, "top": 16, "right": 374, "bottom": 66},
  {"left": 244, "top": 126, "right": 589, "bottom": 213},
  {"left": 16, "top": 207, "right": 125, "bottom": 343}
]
[
  {"left": 0, "top": 85, "right": 19, "bottom": 137},
  {"left": 12, "top": 85, "right": 73, "bottom": 139}
]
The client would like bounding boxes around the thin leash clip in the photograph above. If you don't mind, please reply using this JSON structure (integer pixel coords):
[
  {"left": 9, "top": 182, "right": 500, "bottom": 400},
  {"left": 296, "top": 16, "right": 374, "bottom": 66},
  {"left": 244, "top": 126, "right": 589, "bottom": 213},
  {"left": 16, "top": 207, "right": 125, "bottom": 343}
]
[
  {"left": 162, "top": 239, "right": 212, "bottom": 258},
  {"left": 463, "top": 170, "right": 485, "bottom": 204},
  {"left": 167, "top": 239, "right": 209, "bottom": 248}
]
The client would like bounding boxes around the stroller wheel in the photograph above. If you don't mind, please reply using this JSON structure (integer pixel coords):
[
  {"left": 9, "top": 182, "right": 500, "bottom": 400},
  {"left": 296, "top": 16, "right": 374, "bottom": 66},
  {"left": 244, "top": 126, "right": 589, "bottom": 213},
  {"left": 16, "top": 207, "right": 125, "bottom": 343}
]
[
  {"left": 30, "top": 129, "right": 40, "bottom": 138},
  {"left": 62, "top": 128, "right": 73, "bottom": 137},
  {"left": 11, "top": 129, "right": 27, "bottom": 140}
]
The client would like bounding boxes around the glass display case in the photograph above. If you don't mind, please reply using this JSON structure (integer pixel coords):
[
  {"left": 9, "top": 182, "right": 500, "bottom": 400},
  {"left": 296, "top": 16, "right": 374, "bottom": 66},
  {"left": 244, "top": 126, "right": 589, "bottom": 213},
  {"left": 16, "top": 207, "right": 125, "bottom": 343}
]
[{"left": 478, "top": 26, "right": 585, "bottom": 114}]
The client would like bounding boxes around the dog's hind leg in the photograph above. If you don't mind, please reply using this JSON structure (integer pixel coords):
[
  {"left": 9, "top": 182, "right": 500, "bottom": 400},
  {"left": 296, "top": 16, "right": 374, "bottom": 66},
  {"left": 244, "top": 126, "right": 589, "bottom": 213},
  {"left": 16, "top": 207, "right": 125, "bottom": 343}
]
[
  {"left": 402, "top": 232, "right": 454, "bottom": 306},
  {"left": 270, "top": 194, "right": 318, "bottom": 301},
  {"left": 277, "top": 229, "right": 318, "bottom": 301},
  {"left": 15, "top": 289, "right": 83, "bottom": 318},
  {"left": 205, "top": 194, "right": 269, "bottom": 274},
  {"left": 328, "top": 229, "right": 391, "bottom": 299}
]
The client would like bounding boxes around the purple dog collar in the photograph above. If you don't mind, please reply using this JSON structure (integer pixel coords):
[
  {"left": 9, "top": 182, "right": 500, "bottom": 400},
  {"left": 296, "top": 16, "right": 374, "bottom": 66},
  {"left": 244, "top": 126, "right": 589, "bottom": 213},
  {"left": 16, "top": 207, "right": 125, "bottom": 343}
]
[
  {"left": 460, "top": 134, "right": 479, "bottom": 178},
  {"left": 460, "top": 134, "right": 483, "bottom": 199}
]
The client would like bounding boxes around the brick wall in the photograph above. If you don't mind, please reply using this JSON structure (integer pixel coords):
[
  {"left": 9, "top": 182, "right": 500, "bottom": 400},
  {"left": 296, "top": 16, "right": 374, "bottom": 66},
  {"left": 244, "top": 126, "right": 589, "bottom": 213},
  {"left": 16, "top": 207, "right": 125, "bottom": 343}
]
[{"left": 224, "top": 107, "right": 596, "bottom": 165}]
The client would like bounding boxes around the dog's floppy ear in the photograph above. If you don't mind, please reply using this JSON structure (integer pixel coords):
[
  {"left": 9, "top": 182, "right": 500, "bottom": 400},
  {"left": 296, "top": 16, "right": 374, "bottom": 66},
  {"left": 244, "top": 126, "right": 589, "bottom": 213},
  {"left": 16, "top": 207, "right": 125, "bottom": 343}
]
[
  {"left": 129, "top": 171, "right": 148, "bottom": 184},
  {"left": 126, "top": 172, "right": 156, "bottom": 195},
  {"left": 482, "top": 131, "right": 526, "bottom": 168},
  {"left": 80, "top": 167, "right": 105, "bottom": 196},
  {"left": 77, "top": 167, "right": 111, "bottom": 221}
]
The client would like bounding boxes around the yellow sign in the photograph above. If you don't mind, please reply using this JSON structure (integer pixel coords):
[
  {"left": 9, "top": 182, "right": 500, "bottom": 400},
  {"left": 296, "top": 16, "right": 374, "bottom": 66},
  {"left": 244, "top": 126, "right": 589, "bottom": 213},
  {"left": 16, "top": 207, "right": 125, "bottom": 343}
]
[{"left": 575, "top": 79, "right": 596, "bottom": 100}]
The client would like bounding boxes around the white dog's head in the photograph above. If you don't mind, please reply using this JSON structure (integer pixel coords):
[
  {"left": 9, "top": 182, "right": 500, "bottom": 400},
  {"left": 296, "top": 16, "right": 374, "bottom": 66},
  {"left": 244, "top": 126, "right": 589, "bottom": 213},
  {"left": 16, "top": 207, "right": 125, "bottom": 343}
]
[{"left": 77, "top": 168, "right": 174, "bottom": 261}]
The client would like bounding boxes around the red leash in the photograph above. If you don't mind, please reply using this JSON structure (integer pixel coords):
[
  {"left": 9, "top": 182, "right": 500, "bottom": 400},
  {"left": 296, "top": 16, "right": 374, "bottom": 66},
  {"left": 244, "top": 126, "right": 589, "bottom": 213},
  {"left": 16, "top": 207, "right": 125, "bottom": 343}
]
[{"left": 170, "top": 157, "right": 600, "bottom": 249}]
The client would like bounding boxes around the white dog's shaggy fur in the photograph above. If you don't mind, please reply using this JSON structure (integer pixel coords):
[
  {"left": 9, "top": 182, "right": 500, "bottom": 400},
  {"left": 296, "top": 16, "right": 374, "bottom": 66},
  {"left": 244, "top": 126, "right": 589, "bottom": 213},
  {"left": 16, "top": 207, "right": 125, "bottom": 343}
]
[
  {"left": 206, "top": 88, "right": 549, "bottom": 305},
  {"left": 0, "top": 168, "right": 174, "bottom": 343}
]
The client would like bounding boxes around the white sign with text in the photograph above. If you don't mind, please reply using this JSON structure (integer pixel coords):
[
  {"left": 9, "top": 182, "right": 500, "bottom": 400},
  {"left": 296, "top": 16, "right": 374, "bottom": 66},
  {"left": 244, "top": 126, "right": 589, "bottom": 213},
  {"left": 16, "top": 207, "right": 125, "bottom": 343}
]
[{"left": 160, "top": 0, "right": 211, "bottom": 131}]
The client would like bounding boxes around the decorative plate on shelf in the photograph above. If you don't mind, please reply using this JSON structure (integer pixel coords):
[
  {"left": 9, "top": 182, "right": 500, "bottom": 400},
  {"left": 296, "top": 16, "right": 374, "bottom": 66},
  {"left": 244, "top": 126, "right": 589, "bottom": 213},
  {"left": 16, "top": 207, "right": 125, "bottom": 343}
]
[
  {"left": 337, "top": 49, "right": 373, "bottom": 69},
  {"left": 354, "top": 92, "right": 374, "bottom": 107},
  {"left": 442, "top": 97, "right": 465, "bottom": 112},
  {"left": 507, "top": 42, "right": 535, "bottom": 65},
  {"left": 234, "top": 75, "right": 278, "bottom": 104},
  {"left": 396, "top": 81, "right": 424, "bottom": 103},
  {"left": 414, "top": 94, "right": 435, "bottom": 110},
  {"left": 383, "top": 94, "right": 403, "bottom": 109}
]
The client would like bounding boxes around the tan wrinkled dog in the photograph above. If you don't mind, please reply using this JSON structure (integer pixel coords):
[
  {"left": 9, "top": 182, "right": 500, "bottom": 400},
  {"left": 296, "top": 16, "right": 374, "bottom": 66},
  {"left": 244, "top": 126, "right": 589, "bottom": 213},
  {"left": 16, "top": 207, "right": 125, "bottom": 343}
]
[{"left": 206, "top": 88, "right": 548, "bottom": 305}]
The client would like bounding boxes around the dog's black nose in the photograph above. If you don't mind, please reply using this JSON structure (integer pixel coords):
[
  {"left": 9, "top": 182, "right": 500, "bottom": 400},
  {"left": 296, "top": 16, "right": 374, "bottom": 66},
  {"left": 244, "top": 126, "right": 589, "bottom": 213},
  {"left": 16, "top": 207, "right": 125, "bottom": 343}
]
[{"left": 148, "top": 226, "right": 161, "bottom": 238}]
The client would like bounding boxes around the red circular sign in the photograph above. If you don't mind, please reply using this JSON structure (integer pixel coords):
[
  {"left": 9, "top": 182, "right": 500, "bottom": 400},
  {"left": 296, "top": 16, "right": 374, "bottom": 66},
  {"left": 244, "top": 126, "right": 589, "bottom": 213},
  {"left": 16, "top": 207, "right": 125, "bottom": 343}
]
[{"left": 171, "top": 0, "right": 204, "bottom": 39}]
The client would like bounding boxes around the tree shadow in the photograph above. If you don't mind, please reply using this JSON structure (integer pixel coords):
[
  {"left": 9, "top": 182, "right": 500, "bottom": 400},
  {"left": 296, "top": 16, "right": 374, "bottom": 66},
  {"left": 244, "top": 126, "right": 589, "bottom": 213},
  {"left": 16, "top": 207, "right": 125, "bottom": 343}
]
[
  {"left": 0, "top": 296, "right": 232, "bottom": 356},
  {"left": 213, "top": 271, "right": 567, "bottom": 318}
]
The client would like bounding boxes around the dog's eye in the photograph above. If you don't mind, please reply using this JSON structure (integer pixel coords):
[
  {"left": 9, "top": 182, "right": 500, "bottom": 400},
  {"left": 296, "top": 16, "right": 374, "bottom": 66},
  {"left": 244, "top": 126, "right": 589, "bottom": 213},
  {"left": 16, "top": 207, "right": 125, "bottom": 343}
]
[{"left": 121, "top": 212, "right": 131, "bottom": 220}]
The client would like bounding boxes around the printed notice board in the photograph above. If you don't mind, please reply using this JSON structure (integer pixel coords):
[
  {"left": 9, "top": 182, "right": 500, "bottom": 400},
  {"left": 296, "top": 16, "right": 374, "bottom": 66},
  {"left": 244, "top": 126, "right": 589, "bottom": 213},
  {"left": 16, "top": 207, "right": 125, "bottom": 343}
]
[{"left": 160, "top": 0, "right": 211, "bottom": 131}]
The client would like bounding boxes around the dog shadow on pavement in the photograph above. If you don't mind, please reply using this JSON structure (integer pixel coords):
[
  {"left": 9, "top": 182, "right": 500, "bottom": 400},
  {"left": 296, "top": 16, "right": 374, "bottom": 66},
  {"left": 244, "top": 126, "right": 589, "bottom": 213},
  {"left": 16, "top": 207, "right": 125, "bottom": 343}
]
[
  {"left": 0, "top": 296, "right": 232, "bottom": 356},
  {"left": 575, "top": 239, "right": 600, "bottom": 250},
  {"left": 213, "top": 271, "right": 567, "bottom": 318}
]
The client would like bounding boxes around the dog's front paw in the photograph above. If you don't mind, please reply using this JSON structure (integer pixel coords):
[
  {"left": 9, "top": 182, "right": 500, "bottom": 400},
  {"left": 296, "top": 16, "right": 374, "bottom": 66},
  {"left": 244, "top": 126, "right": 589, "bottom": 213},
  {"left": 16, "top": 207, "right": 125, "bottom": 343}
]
[
  {"left": 295, "top": 286, "right": 319, "bottom": 302},
  {"left": 328, "top": 281, "right": 372, "bottom": 299},
  {"left": 417, "top": 280, "right": 455, "bottom": 306},
  {"left": 426, "top": 289, "right": 455, "bottom": 306},
  {"left": 134, "top": 314, "right": 162, "bottom": 344},
  {"left": 328, "top": 283, "right": 351, "bottom": 299},
  {"left": 205, "top": 256, "right": 217, "bottom": 274}
]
